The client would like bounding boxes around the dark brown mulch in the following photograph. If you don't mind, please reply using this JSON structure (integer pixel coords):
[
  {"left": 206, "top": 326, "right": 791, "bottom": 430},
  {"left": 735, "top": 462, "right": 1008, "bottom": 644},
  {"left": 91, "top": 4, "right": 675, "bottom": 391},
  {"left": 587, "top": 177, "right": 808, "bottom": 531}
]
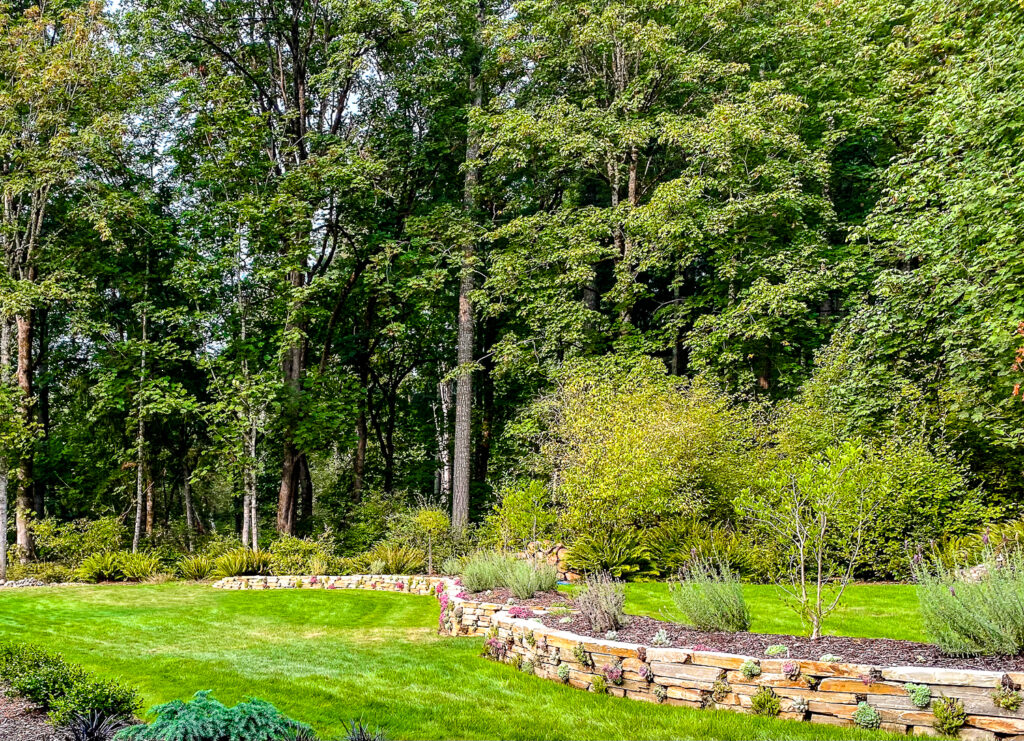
[
  {"left": 540, "top": 613, "right": 1024, "bottom": 673},
  {"left": 0, "top": 692, "right": 58, "bottom": 741},
  {"left": 465, "top": 588, "right": 569, "bottom": 609}
]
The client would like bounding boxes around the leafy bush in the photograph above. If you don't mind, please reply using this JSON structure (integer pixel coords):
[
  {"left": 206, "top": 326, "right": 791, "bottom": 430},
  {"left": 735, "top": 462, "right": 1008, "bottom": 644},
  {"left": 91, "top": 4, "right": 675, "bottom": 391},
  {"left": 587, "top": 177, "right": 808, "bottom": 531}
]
[
  {"left": 501, "top": 559, "right": 557, "bottom": 599},
  {"left": 5, "top": 561, "right": 77, "bottom": 584},
  {"left": 214, "top": 548, "right": 273, "bottom": 578},
  {"left": 576, "top": 572, "right": 626, "bottom": 633},
  {"left": 645, "top": 519, "right": 754, "bottom": 578},
  {"left": 932, "top": 697, "right": 966, "bottom": 736},
  {"left": 913, "top": 546, "right": 1024, "bottom": 655},
  {"left": 668, "top": 556, "right": 749, "bottom": 632},
  {"left": 268, "top": 534, "right": 339, "bottom": 576},
  {"left": 113, "top": 691, "right": 311, "bottom": 740},
  {"left": 0, "top": 642, "right": 140, "bottom": 727},
  {"left": 77, "top": 552, "right": 123, "bottom": 583},
  {"left": 440, "top": 556, "right": 464, "bottom": 576},
  {"left": 117, "top": 552, "right": 164, "bottom": 582},
  {"left": 750, "top": 687, "right": 780, "bottom": 717},
  {"left": 177, "top": 555, "right": 214, "bottom": 581},
  {"left": 480, "top": 480, "right": 557, "bottom": 551},
  {"left": 565, "top": 529, "right": 653, "bottom": 580},
  {"left": 852, "top": 701, "right": 881, "bottom": 729},
  {"left": 30, "top": 517, "right": 128, "bottom": 565}
]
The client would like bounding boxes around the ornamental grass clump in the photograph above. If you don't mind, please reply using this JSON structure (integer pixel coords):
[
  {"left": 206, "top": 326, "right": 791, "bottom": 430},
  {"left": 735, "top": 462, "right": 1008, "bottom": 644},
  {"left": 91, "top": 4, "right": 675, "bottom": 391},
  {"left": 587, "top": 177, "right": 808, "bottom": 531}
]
[
  {"left": 913, "top": 544, "right": 1024, "bottom": 656},
  {"left": 669, "top": 556, "right": 750, "bottom": 632},
  {"left": 502, "top": 559, "right": 558, "bottom": 600},
  {"left": 576, "top": 572, "right": 626, "bottom": 633}
]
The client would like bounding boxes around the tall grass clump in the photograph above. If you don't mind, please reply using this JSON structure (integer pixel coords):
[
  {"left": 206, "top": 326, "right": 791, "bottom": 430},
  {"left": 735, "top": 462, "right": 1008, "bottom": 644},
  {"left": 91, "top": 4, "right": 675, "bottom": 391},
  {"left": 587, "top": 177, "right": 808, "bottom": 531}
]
[
  {"left": 502, "top": 560, "right": 558, "bottom": 599},
  {"left": 913, "top": 544, "right": 1024, "bottom": 656},
  {"left": 576, "top": 572, "right": 626, "bottom": 633},
  {"left": 669, "top": 556, "right": 750, "bottom": 632},
  {"left": 460, "top": 552, "right": 514, "bottom": 592}
]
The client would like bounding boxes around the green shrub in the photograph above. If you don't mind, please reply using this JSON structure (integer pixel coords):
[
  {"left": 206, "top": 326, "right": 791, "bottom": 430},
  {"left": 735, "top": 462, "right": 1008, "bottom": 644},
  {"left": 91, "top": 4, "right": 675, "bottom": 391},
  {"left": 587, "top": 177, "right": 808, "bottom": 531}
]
[
  {"left": 852, "top": 701, "right": 881, "bottom": 730},
  {"left": 113, "top": 691, "right": 311, "bottom": 740},
  {"left": 501, "top": 559, "right": 557, "bottom": 599},
  {"left": 77, "top": 552, "right": 123, "bottom": 583},
  {"left": 590, "top": 675, "right": 606, "bottom": 694},
  {"left": 6, "top": 561, "right": 77, "bottom": 584},
  {"left": 479, "top": 480, "right": 557, "bottom": 551},
  {"left": 576, "top": 572, "right": 626, "bottom": 633},
  {"left": 177, "top": 555, "right": 214, "bottom": 581},
  {"left": 750, "top": 686, "right": 780, "bottom": 717},
  {"left": 440, "top": 555, "right": 464, "bottom": 576},
  {"left": 913, "top": 546, "right": 1024, "bottom": 655},
  {"left": 565, "top": 530, "right": 653, "bottom": 580},
  {"left": 0, "top": 642, "right": 140, "bottom": 727},
  {"left": 669, "top": 556, "right": 749, "bottom": 632},
  {"left": 364, "top": 542, "right": 425, "bottom": 575},
  {"left": 460, "top": 552, "right": 513, "bottom": 592},
  {"left": 932, "top": 697, "right": 966, "bottom": 736},
  {"left": 117, "top": 552, "right": 164, "bottom": 582},
  {"left": 993, "top": 685, "right": 1023, "bottom": 711},
  {"left": 31, "top": 516, "right": 128, "bottom": 565},
  {"left": 214, "top": 548, "right": 273, "bottom": 578},
  {"left": 268, "top": 534, "right": 339, "bottom": 575},
  {"left": 645, "top": 519, "right": 751, "bottom": 578}
]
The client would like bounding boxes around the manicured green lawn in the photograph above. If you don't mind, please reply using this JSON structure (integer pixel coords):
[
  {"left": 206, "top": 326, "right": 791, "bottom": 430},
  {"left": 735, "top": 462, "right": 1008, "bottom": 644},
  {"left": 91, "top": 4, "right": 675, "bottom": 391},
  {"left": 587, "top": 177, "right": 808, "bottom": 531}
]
[
  {"left": 0, "top": 583, "right": 907, "bottom": 740},
  {"left": 622, "top": 582, "right": 924, "bottom": 642}
]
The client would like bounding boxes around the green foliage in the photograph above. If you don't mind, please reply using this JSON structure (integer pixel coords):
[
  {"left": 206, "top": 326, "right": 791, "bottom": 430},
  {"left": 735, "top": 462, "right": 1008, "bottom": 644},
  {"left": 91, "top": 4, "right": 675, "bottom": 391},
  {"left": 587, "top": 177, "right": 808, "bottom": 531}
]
[
  {"left": 480, "top": 481, "right": 557, "bottom": 551},
  {"left": 750, "top": 687, "right": 780, "bottom": 717},
  {"left": 342, "top": 719, "right": 389, "bottom": 741},
  {"left": 668, "top": 557, "right": 749, "bottom": 632},
  {"left": 650, "top": 630, "right": 670, "bottom": 647},
  {"left": 177, "top": 555, "right": 214, "bottom": 581},
  {"left": 931, "top": 697, "right": 967, "bottom": 737},
  {"left": 913, "top": 547, "right": 1024, "bottom": 656},
  {"left": 113, "top": 691, "right": 312, "bottom": 740},
  {"left": 29, "top": 517, "right": 128, "bottom": 565},
  {"left": 362, "top": 543, "right": 425, "bottom": 575},
  {"left": 557, "top": 663, "right": 570, "bottom": 683},
  {"left": 268, "top": 535, "right": 339, "bottom": 576},
  {"left": 214, "top": 549, "right": 273, "bottom": 578},
  {"left": 501, "top": 560, "right": 558, "bottom": 600},
  {"left": 851, "top": 702, "right": 880, "bottom": 730},
  {"left": 589, "top": 676, "right": 606, "bottom": 694},
  {"left": 576, "top": 572, "right": 626, "bottom": 634},
  {"left": 0, "top": 642, "right": 140, "bottom": 727},
  {"left": 541, "top": 361, "right": 752, "bottom": 535},
  {"left": 904, "top": 683, "right": 931, "bottom": 709},
  {"left": 764, "top": 645, "right": 788, "bottom": 658},
  {"left": 644, "top": 519, "right": 757, "bottom": 580},
  {"left": 992, "top": 686, "right": 1023, "bottom": 712},
  {"left": 565, "top": 530, "right": 653, "bottom": 581},
  {"left": 77, "top": 552, "right": 123, "bottom": 583},
  {"left": 739, "top": 660, "right": 761, "bottom": 680},
  {"left": 117, "top": 552, "right": 164, "bottom": 582},
  {"left": 738, "top": 440, "right": 888, "bottom": 638}
]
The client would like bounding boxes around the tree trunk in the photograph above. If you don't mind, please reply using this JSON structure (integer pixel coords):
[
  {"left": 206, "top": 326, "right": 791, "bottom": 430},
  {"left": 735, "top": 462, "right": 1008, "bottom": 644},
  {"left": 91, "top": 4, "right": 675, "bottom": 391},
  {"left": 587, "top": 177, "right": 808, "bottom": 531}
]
[
  {"left": 298, "top": 453, "right": 313, "bottom": 534},
  {"left": 433, "top": 379, "right": 453, "bottom": 508},
  {"left": 14, "top": 309, "right": 34, "bottom": 562},
  {"left": 0, "top": 317, "right": 9, "bottom": 580},
  {"left": 183, "top": 458, "right": 195, "bottom": 553},
  {"left": 145, "top": 465, "right": 155, "bottom": 537},
  {"left": 277, "top": 440, "right": 300, "bottom": 535},
  {"left": 132, "top": 305, "right": 147, "bottom": 553},
  {"left": 452, "top": 0, "right": 485, "bottom": 533},
  {"left": 277, "top": 268, "right": 307, "bottom": 534}
]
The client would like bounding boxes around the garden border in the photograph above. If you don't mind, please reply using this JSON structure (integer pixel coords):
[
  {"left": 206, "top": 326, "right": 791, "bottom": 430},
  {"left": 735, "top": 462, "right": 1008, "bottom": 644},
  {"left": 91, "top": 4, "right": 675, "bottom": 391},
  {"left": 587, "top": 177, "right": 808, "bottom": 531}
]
[{"left": 212, "top": 575, "right": 1024, "bottom": 739}]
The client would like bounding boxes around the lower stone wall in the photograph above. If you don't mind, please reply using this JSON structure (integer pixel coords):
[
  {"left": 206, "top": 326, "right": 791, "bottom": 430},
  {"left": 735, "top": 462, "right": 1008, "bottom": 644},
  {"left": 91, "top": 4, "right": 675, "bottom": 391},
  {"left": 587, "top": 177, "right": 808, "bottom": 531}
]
[{"left": 213, "top": 575, "right": 1024, "bottom": 739}]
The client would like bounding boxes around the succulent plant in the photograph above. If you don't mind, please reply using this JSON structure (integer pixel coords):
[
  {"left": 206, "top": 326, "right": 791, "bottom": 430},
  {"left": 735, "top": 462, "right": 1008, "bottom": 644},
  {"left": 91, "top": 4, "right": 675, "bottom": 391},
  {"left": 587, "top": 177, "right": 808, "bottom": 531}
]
[
  {"left": 572, "top": 642, "right": 591, "bottom": 666},
  {"left": 590, "top": 676, "right": 607, "bottom": 694},
  {"left": 557, "top": 663, "right": 570, "bottom": 683},
  {"left": 790, "top": 696, "right": 810, "bottom": 715},
  {"left": 765, "top": 644, "right": 789, "bottom": 658},
  {"left": 739, "top": 659, "right": 761, "bottom": 679},
  {"left": 904, "top": 682, "right": 932, "bottom": 709},
  {"left": 852, "top": 701, "right": 881, "bottom": 730},
  {"left": 651, "top": 629, "right": 671, "bottom": 647},
  {"left": 603, "top": 663, "right": 624, "bottom": 686},
  {"left": 992, "top": 686, "right": 1023, "bottom": 711},
  {"left": 819, "top": 653, "right": 842, "bottom": 663},
  {"left": 711, "top": 679, "right": 732, "bottom": 703},
  {"left": 605, "top": 630, "right": 618, "bottom": 641},
  {"left": 780, "top": 660, "right": 800, "bottom": 680},
  {"left": 653, "top": 685, "right": 667, "bottom": 702},
  {"left": 932, "top": 697, "right": 967, "bottom": 737}
]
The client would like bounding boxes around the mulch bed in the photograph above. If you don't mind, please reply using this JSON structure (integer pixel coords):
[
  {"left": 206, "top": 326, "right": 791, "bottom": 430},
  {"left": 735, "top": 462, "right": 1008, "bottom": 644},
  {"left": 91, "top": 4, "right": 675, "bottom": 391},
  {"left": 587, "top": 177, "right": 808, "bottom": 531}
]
[
  {"left": 539, "top": 612, "right": 1024, "bottom": 673},
  {"left": 0, "top": 691, "right": 58, "bottom": 741},
  {"left": 465, "top": 588, "right": 569, "bottom": 609}
]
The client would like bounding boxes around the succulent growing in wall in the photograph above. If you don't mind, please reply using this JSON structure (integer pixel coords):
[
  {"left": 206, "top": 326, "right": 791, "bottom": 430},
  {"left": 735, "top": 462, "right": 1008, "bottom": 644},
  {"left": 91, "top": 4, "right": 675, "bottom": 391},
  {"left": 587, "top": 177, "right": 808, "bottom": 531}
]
[
  {"left": 739, "top": 660, "right": 761, "bottom": 679},
  {"left": 484, "top": 637, "right": 506, "bottom": 661},
  {"left": 904, "top": 683, "right": 932, "bottom": 709},
  {"left": 525, "top": 630, "right": 536, "bottom": 647},
  {"left": 751, "top": 687, "right": 781, "bottom": 717},
  {"left": 651, "top": 629, "right": 671, "bottom": 647},
  {"left": 557, "top": 663, "right": 571, "bottom": 683},
  {"left": 605, "top": 630, "right": 618, "bottom": 641},
  {"left": 653, "top": 685, "right": 667, "bottom": 703},
  {"left": 765, "top": 644, "right": 789, "bottom": 658},
  {"left": 637, "top": 663, "right": 652, "bottom": 682},
  {"left": 521, "top": 659, "right": 535, "bottom": 674},
  {"left": 992, "top": 686, "right": 1023, "bottom": 711},
  {"left": 590, "top": 676, "right": 607, "bottom": 694},
  {"left": 572, "top": 642, "right": 591, "bottom": 667},
  {"left": 508, "top": 654, "right": 523, "bottom": 671},
  {"left": 852, "top": 701, "right": 881, "bottom": 730},
  {"left": 932, "top": 697, "right": 967, "bottom": 736},
  {"left": 780, "top": 660, "right": 800, "bottom": 680},
  {"left": 711, "top": 680, "right": 732, "bottom": 703},
  {"left": 603, "top": 663, "right": 624, "bottom": 686},
  {"left": 790, "top": 696, "right": 809, "bottom": 715}
]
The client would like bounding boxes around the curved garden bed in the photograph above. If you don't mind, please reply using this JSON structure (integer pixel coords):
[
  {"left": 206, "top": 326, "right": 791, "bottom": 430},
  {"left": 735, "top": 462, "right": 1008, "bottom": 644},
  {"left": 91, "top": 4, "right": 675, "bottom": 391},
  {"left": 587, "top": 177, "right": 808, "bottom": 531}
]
[{"left": 213, "top": 575, "right": 1024, "bottom": 739}]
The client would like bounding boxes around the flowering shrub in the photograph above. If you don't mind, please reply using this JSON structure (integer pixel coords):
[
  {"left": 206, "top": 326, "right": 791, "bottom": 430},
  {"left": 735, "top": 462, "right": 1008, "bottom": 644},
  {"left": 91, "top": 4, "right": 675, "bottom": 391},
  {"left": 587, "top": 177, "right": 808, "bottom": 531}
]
[{"left": 603, "top": 663, "right": 624, "bottom": 686}]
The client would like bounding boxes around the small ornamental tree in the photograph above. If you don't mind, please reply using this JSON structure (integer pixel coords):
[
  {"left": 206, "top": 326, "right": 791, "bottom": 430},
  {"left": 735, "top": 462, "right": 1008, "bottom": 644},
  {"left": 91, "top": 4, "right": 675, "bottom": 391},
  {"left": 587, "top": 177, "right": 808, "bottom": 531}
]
[
  {"left": 415, "top": 508, "right": 450, "bottom": 575},
  {"left": 738, "top": 440, "right": 887, "bottom": 639}
]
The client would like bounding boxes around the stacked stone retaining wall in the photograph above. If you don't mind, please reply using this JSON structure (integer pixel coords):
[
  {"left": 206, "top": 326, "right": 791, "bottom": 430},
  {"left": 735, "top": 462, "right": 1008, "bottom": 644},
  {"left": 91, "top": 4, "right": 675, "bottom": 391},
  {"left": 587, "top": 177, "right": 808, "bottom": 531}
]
[{"left": 212, "top": 575, "right": 1024, "bottom": 739}]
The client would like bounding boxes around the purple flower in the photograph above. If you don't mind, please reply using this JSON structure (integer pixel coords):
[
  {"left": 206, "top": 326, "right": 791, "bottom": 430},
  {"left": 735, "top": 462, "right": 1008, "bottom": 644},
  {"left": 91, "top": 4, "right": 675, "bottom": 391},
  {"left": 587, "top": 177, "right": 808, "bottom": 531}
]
[
  {"left": 983, "top": 530, "right": 991, "bottom": 546},
  {"left": 781, "top": 660, "right": 799, "bottom": 678},
  {"left": 508, "top": 606, "right": 536, "bottom": 620},
  {"left": 456, "top": 591, "right": 468, "bottom": 600},
  {"left": 435, "top": 582, "right": 444, "bottom": 596}
]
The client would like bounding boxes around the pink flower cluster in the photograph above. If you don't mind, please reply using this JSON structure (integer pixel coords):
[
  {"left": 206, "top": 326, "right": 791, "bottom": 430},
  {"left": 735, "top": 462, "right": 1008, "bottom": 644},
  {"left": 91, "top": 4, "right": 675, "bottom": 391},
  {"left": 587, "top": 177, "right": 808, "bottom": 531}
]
[
  {"left": 637, "top": 663, "right": 652, "bottom": 681},
  {"left": 604, "top": 664, "right": 624, "bottom": 685},
  {"left": 435, "top": 582, "right": 445, "bottom": 596},
  {"left": 507, "top": 607, "right": 535, "bottom": 620}
]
